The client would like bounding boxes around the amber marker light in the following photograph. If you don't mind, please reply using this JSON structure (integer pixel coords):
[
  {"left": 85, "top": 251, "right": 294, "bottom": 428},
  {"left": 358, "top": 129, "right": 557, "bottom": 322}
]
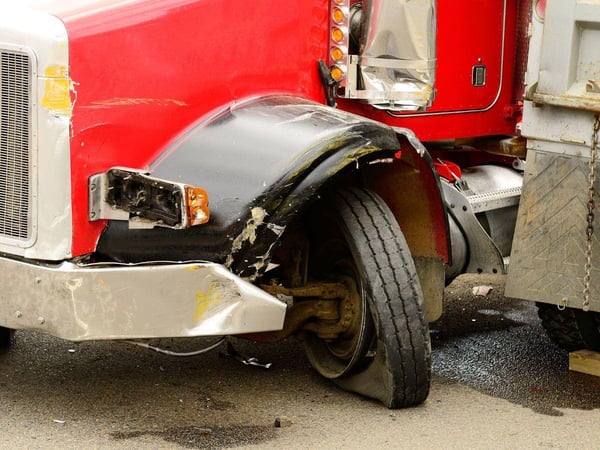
[
  {"left": 331, "top": 46, "right": 345, "bottom": 62},
  {"left": 330, "top": 65, "right": 346, "bottom": 82},
  {"left": 185, "top": 186, "right": 210, "bottom": 226},
  {"left": 332, "top": 7, "right": 345, "bottom": 23},
  {"left": 331, "top": 27, "right": 344, "bottom": 43},
  {"left": 329, "top": 0, "right": 349, "bottom": 85}
]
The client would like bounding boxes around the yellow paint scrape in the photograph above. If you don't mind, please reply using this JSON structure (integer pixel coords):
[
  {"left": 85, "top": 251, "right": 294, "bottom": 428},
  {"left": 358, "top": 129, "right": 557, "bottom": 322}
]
[
  {"left": 41, "top": 65, "right": 72, "bottom": 115},
  {"left": 194, "top": 283, "right": 223, "bottom": 320},
  {"left": 91, "top": 98, "right": 187, "bottom": 107}
]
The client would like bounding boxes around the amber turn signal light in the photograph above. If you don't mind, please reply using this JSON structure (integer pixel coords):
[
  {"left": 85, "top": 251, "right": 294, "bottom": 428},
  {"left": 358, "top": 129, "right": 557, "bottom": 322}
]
[{"left": 185, "top": 186, "right": 210, "bottom": 226}]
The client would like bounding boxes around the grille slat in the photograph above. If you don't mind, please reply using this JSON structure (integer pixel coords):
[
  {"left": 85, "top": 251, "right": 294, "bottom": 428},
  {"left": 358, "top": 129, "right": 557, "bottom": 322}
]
[{"left": 0, "top": 51, "right": 31, "bottom": 241}]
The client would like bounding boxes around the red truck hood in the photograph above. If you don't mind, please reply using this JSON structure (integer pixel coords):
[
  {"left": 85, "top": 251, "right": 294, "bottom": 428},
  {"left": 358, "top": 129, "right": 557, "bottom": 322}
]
[{"left": 16, "top": 0, "right": 183, "bottom": 36}]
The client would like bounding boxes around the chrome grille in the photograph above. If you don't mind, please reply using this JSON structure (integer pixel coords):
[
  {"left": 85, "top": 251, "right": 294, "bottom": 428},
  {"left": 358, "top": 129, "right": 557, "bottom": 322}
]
[{"left": 0, "top": 51, "right": 31, "bottom": 241}]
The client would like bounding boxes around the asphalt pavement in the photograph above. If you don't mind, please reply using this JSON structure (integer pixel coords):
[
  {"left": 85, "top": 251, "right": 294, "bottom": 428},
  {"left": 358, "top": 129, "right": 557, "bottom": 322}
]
[{"left": 0, "top": 274, "right": 598, "bottom": 449}]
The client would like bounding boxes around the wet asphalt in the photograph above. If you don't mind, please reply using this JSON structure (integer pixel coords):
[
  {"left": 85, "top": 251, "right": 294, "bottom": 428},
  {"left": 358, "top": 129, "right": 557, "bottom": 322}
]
[
  {"left": 0, "top": 274, "right": 598, "bottom": 448},
  {"left": 432, "top": 275, "right": 600, "bottom": 416}
]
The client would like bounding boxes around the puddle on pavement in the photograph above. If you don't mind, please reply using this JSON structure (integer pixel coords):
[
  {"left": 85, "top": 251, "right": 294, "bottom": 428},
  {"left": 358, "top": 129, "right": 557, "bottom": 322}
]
[
  {"left": 111, "top": 424, "right": 276, "bottom": 449},
  {"left": 431, "top": 292, "right": 600, "bottom": 416}
]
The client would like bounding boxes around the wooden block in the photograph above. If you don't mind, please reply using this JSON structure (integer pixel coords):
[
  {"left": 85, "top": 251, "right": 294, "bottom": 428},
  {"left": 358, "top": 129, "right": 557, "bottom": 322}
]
[{"left": 569, "top": 349, "right": 600, "bottom": 377}]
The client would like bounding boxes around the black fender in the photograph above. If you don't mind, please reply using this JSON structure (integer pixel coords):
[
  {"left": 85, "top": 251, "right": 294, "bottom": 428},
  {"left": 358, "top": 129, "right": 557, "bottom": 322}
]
[{"left": 96, "top": 96, "right": 407, "bottom": 276}]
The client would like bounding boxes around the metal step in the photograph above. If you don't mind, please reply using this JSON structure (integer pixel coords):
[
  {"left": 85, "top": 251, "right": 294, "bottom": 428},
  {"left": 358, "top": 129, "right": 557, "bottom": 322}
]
[{"left": 467, "top": 186, "right": 521, "bottom": 213}]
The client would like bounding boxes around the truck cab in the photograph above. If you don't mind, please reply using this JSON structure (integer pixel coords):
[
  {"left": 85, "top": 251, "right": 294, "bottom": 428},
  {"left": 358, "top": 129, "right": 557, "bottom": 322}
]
[{"left": 0, "top": 0, "right": 592, "bottom": 409}]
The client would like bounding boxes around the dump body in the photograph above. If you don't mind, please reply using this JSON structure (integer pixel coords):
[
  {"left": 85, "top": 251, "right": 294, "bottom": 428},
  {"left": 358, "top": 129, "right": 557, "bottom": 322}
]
[{"left": 506, "top": 0, "right": 600, "bottom": 313}]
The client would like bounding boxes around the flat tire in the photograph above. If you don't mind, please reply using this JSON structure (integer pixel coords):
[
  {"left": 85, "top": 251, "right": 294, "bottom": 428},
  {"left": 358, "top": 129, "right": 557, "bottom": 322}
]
[{"left": 304, "top": 188, "right": 431, "bottom": 408}]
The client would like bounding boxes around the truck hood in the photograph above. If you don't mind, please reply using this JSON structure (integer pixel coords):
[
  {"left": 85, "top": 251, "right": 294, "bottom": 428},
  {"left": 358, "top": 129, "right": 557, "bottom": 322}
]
[{"left": 6, "top": 0, "right": 186, "bottom": 25}]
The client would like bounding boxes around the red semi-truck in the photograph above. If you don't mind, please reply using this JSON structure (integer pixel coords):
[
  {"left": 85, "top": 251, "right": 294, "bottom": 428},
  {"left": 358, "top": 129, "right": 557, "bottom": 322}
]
[{"left": 0, "top": 0, "right": 596, "bottom": 408}]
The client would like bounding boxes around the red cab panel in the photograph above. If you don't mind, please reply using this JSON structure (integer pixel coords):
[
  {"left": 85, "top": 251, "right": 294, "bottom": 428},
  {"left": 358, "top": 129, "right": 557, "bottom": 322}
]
[{"left": 340, "top": 0, "right": 520, "bottom": 141}]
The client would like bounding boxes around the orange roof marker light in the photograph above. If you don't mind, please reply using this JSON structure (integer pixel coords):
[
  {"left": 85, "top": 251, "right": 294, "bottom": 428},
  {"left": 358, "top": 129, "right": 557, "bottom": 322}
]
[
  {"left": 328, "top": 0, "right": 350, "bottom": 84},
  {"left": 330, "top": 65, "right": 346, "bottom": 82},
  {"left": 332, "top": 6, "right": 346, "bottom": 23},
  {"left": 331, "top": 27, "right": 344, "bottom": 43},
  {"left": 331, "top": 46, "right": 345, "bottom": 62}
]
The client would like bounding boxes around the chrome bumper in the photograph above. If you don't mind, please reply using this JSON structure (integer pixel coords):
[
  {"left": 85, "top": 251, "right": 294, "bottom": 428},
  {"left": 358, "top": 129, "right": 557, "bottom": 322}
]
[{"left": 0, "top": 257, "right": 286, "bottom": 341}]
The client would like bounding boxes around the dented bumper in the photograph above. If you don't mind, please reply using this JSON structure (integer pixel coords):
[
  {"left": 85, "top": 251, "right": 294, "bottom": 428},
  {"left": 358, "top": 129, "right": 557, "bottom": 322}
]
[{"left": 0, "top": 257, "right": 286, "bottom": 341}]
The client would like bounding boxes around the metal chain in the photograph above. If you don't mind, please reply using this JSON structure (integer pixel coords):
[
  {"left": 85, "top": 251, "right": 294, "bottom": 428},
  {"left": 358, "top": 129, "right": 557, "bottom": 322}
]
[{"left": 583, "top": 114, "right": 600, "bottom": 311}]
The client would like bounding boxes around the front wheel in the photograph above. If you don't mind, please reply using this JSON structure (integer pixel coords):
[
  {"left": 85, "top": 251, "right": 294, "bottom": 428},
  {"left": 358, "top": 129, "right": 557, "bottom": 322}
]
[{"left": 304, "top": 188, "right": 431, "bottom": 408}]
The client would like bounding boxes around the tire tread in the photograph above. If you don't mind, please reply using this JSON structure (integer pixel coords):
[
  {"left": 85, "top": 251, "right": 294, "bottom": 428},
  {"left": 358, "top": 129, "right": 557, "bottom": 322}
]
[
  {"left": 334, "top": 188, "right": 430, "bottom": 407},
  {"left": 538, "top": 303, "right": 600, "bottom": 351}
]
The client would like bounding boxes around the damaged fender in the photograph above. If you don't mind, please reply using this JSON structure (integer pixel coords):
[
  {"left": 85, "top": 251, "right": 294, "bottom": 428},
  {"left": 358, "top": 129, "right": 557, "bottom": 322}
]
[{"left": 97, "top": 96, "right": 401, "bottom": 277}]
